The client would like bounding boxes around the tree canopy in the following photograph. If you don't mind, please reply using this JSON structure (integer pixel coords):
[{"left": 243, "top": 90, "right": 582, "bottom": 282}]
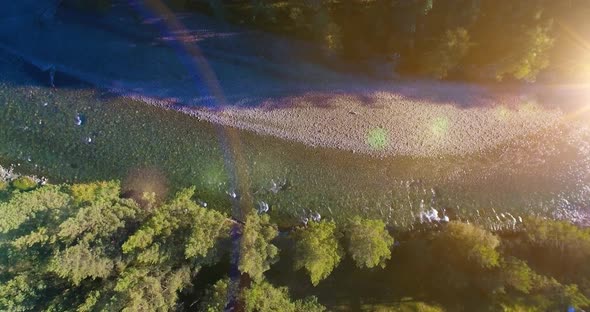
[
  {"left": 0, "top": 182, "right": 230, "bottom": 311},
  {"left": 1, "top": 178, "right": 590, "bottom": 311},
  {"left": 345, "top": 216, "right": 394, "bottom": 269},
  {"left": 238, "top": 213, "right": 279, "bottom": 282},
  {"left": 293, "top": 220, "right": 344, "bottom": 286}
]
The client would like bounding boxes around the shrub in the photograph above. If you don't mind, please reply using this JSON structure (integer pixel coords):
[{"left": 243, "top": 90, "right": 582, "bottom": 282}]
[
  {"left": 11, "top": 177, "right": 37, "bottom": 192},
  {"left": 435, "top": 221, "right": 500, "bottom": 269}
]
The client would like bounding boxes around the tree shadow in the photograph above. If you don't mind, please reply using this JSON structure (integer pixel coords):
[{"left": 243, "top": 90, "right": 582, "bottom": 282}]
[{"left": 1, "top": 2, "right": 587, "bottom": 115}]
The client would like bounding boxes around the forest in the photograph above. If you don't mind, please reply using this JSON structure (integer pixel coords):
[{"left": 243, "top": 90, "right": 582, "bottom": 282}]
[
  {"left": 66, "top": 0, "right": 590, "bottom": 82},
  {"left": 1, "top": 176, "right": 590, "bottom": 311}
]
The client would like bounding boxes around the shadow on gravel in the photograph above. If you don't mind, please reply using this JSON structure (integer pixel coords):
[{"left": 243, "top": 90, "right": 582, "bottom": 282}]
[{"left": 1, "top": 0, "right": 588, "bottom": 114}]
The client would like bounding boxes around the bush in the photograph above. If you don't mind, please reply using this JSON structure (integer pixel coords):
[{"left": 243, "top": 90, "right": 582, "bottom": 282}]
[{"left": 11, "top": 177, "right": 37, "bottom": 192}]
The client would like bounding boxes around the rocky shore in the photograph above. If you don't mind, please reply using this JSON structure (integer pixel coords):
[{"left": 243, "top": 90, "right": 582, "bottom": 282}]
[{"left": 1, "top": 0, "right": 585, "bottom": 157}]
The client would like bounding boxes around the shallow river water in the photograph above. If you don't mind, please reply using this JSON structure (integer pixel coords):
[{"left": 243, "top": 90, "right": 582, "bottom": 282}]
[{"left": 0, "top": 57, "right": 589, "bottom": 229}]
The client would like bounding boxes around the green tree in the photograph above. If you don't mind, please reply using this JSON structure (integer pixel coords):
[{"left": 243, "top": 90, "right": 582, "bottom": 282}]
[
  {"left": 0, "top": 183, "right": 230, "bottom": 312},
  {"left": 435, "top": 221, "right": 500, "bottom": 270},
  {"left": 494, "top": 22, "right": 554, "bottom": 82},
  {"left": 200, "top": 278, "right": 230, "bottom": 312},
  {"left": 122, "top": 187, "right": 230, "bottom": 262},
  {"left": 69, "top": 181, "right": 121, "bottom": 204},
  {"left": 345, "top": 216, "right": 394, "bottom": 269},
  {"left": 0, "top": 185, "right": 71, "bottom": 234},
  {"left": 511, "top": 218, "right": 590, "bottom": 289},
  {"left": 238, "top": 213, "right": 279, "bottom": 282},
  {"left": 501, "top": 257, "right": 536, "bottom": 294},
  {"left": 293, "top": 220, "right": 343, "bottom": 286},
  {"left": 242, "top": 280, "right": 325, "bottom": 312}
]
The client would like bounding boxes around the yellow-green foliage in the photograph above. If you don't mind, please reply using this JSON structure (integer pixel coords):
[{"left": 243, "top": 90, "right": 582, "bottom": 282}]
[
  {"left": 346, "top": 216, "right": 394, "bottom": 269},
  {"left": 0, "top": 180, "right": 8, "bottom": 192},
  {"left": 110, "top": 266, "right": 191, "bottom": 312},
  {"left": 242, "top": 280, "right": 325, "bottom": 312},
  {"left": 0, "top": 185, "right": 71, "bottom": 233},
  {"left": 435, "top": 221, "right": 500, "bottom": 269},
  {"left": 494, "top": 23, "right": 554, "bottom": 82},
  {"left": 0, "top": 182, "right": 228, "bottom": 312},
  {"left": 0, "top": 274, "right": 44, "bottom": 312},
  {"left": 122, "top": 187, "right": 230, "bottom": 261},
  {"left": 57, "top": 200, "right": 138, "bottom": 243},
  {"left": 294, "top": 220, "right": 343, "bottom": 286},
  {"left": 238, "top": 213, "right": 279, "bottom": 282},
  {"left": 11, "top": 177, "right": 37, "bottom": 192},
  {"left": 49, "top": 242, "right": 114, "bottom": 285},
  {"left": 70, "top": 181, "right": 121, "bottom": 204}
]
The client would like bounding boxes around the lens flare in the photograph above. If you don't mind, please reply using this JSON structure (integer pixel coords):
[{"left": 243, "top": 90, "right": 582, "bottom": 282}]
[
  {"left": 495, "top": 105, "right": 511, "bottom": 120},
  {"left": 366, "top": 127, "right": 389, "bottom": 150},
  {"left": 430, "top": 116, "right": 449, "bottom": 137},
  {"left": 122, "top": 167, "right": 169, "bottom": 205}
]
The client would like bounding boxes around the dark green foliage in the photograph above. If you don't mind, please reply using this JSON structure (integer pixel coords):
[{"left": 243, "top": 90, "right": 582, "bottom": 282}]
[
  {"left": 11, "top": 177, "right": 37, "bottom": 192},
  {"left": 196, "top": 0, "right": 587, "bottom": 81},
  {"left": 293, "top": 220, "right": 343, "bottom": 286},
  {"left": 345, "top": 216, "right": 394, "bottom": 269},
  {"left": 421, "top": 28, "right": 471, "bottom": 79},
  {"left": 505, "top": 218, "right": 590, "bottom": 294},
  {"left": 238, "top": 213, "right": 279, "bottom": 282}
]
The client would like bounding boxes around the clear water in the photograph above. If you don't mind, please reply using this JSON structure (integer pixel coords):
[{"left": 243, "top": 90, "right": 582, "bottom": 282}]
[{"left": 0, "top": 59, "right": 589, "bottom": 229}]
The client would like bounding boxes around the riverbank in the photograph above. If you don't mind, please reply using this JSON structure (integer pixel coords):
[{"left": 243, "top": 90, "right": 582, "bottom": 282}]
[
  {"left": 181, "top": 88, "right": 567, "bottom": 157},
  {"left": 0, "top": 0, "right": 585, "bottom": 157}
]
